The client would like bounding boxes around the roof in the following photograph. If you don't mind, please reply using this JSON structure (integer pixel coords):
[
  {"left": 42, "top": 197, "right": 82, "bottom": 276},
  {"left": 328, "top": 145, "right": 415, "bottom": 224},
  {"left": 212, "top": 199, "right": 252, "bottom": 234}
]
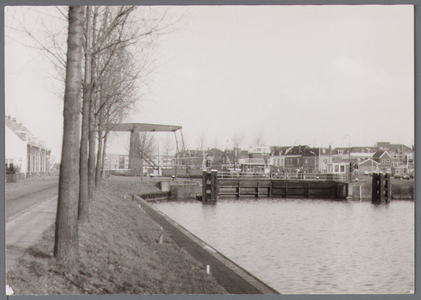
[
  {"left": 207, "top": 148, "right": 225, "bottom": 155},
  {"left": 379, "top": 144, "right": 411, "bottom": 152},
  {"left": 302, "top": 148, "right": 330, "bottom": 156},
  {"left": 271, "top": 146, "right": 292, "bottom": 156},
  {"left": 331, "top": 147, "right": 348, "bottom": 155},
  {"left": 359, "top": 158, "right": 380, "bottom": 166},
  {"left": 285, "top": 145, "right": 308, "bottom": 156},
  {"left": 344, "top": 147, "right": 377, "bottom": 154},
  {"left": 5, "top": 117, "right": 32, "bottom": 141},
  {"left": 372, "top": 150, "right": 391, "bottom": 159}
]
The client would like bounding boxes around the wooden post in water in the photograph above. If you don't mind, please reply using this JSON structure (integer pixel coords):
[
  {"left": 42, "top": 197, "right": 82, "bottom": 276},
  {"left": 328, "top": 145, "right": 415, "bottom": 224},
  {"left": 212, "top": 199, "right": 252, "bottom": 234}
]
[
  {"left": 372, "top": 173, "right": 391, "bottom": 203},
  {"left": 211, "top": 170, "right": 218, "bottom": 201},
  {"left": 202, "top": 170, "right": 218, "bottom": 202}
]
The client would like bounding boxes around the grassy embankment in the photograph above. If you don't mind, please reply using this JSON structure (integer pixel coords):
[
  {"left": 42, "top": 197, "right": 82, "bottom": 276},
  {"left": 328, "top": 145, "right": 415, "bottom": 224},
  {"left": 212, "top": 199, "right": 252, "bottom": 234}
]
[
  {"left": 351, "top": 176, "right": 414, "bottom": 200},
  {"left": 7, "top": 176, "right": 227, "bottom": 295}
]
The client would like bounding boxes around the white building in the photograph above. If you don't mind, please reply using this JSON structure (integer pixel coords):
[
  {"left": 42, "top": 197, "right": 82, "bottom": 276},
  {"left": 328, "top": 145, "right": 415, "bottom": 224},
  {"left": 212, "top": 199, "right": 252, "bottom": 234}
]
[{"left": 5, "top": 116, "right": 51, "bottom": 176}]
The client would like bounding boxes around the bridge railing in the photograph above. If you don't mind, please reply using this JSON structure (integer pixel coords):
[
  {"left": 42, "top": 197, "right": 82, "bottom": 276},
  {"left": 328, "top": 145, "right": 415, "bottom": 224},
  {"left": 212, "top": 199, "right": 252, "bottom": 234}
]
[
  {"left": 216, "top": 171, "right": 348, "bottom": 182},
  {"left": 217, "top": 171, "right": 269, "bottom": 179},
  {"left": 271, "top": 173, "right": 348, "bottom": 182}
]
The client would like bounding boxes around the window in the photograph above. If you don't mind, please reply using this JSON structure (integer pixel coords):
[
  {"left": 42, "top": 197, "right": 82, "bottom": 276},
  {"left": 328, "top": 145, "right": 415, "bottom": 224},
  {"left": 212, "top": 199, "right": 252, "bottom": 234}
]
[
  {"left": 335, "top": 165, "right": 339, "bottom": 172},
  {"left": 119, "top": 156, "right": 125, "bottom": 169},
  {"left": 340, "top": 165, "right": 345, "bottom": 172}
]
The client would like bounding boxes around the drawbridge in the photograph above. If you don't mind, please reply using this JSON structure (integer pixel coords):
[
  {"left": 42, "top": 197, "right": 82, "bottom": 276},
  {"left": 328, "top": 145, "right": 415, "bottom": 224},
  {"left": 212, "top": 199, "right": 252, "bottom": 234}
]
[{"left": 106, "top": 123, "right": 184, "bottom": 176}]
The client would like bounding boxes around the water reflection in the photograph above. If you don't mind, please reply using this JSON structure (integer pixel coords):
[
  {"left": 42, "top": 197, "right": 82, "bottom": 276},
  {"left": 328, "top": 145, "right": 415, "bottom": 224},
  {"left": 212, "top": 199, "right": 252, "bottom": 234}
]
[{"left": 153, "top": 199, "right": 414, "bottom": 294}]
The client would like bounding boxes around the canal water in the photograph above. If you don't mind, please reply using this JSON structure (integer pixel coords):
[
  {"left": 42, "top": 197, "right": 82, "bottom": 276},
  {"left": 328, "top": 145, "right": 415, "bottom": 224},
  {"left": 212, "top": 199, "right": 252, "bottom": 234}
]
[{"left": 152, "top": 199, "right": 414, "bottom": 294}]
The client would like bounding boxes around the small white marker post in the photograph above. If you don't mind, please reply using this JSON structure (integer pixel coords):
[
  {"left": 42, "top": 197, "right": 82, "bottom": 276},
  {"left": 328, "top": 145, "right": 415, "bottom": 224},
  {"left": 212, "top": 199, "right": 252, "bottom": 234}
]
[
  {"left": 6, "top": 285, "right": 14, "bottom": 295},
  {"left": 206, "top": 265, "right": 210, "bottom": 275}
]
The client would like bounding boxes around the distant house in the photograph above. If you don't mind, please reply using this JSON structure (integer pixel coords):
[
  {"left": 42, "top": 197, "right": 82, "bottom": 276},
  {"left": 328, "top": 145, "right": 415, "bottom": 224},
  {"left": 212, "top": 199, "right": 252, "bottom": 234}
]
[
  {"left": 5, "top": 116, "right": 51, "bottom": 177},
  {"left": 248, "top": 146, "right": 271, "bottom": 165},
  {"left": 176, "top": 149, "right": 204, "bottom": 167},
  {"left": 331, "top": 147, "right": 348, "bottom": 163},
  {"left": 284, "top": 145, "right": 308, "bottom": 172},
  {"left": 342, "top": 147, "right": 376, "bottom": 162},
  {"left": 238, "top": 157, "right": 267, "bottom": 173},
  {"left": 358, "top": 158, "right": 380, "bottom": 174},
  {"left": 207, "top": 148, "right": 225, "bottom": 167},
  {"left": 104, "top": 154, "right": 129, "bottom": 171},
  {"left": 302, "top": 147, "right": 332, "bottom": 173},
  {"left": 375, "top": 142, "right": 413, "bottom": 168},
  {"left": 327, "top": 163, "right": 349, "bottom": 174},
  {"left": 269, "top": 146, "right": 291, "bottom": 171},
  {"left": 372, "top": 150, "right": 393, "bottom": 173}
]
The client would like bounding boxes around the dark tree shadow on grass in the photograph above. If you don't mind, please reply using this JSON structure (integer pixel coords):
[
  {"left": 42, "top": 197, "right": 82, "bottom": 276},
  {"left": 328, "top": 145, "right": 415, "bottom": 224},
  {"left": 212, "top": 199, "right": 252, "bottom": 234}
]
[{"left": 25, "top": 247, "right": 52, "bottom": 259}]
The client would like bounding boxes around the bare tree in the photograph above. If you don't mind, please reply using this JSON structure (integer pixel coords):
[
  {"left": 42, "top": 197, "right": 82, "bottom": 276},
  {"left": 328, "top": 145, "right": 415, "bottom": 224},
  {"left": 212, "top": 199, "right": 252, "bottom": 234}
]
[
  {"left": 54, "top": 6, "right": 84, "bottom": 273},
  {"left": 232, "top": 132, "right": 245, "bottom": 149},
  {"left": 196, "top": 133, "right": 206, "bottom": 151},
  {"left": 163, "top": 136, "right": 173, "bottom": 157},
  {"left": 7, "top": 5, "right": 189, "bottom": 221},
  {"left": 78, "top": 6, "right": 92, "bottom": 223},
  {"left": 253, "top": 132, "right": 266, "bottom": 147},
  {"left": 139, "top": 132, "right": 156, "bottom": 158}
]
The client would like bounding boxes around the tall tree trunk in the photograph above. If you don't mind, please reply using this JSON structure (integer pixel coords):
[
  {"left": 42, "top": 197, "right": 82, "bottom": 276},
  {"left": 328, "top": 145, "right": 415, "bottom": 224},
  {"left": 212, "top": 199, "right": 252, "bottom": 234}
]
[
  {"left": 101, "top": 130, "right": 109, "bottom": 179},
  {"left": 54, "top": 5, "right": 84, "bottom": 273},
  {"left": 78, "top": 6, "right": 91, "bottom": 223},
  {"left": 88, "top": 13, "right": 97, "bottom": 201},
  {"left": 88, "top": 97, "right": 97, "bottom": 200},
  {"left": 95, "top": 123, "right": 103, "bottom": 188},
  {"left": 95, "top": 85, "right": 105, "bottom": 187}
]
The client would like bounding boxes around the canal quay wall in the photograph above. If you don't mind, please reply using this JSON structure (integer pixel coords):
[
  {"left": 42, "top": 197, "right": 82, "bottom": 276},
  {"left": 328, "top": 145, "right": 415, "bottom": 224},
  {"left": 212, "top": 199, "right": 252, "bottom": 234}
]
[
  {"left": 348, "top": 180, "right": 414, "bottom": 201},
  {"left": 151, "top": 179, "right": 201, "bottom": 200},
  {"left": 133, "top": 194, "right": 279, "bottom": 295}
]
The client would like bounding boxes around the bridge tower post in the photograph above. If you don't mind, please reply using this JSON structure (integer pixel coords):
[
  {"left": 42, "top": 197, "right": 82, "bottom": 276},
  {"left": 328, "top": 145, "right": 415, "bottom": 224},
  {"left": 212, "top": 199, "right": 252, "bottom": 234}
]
[{"left": 128, "top": 128, "right": 142, "bottom": 176}]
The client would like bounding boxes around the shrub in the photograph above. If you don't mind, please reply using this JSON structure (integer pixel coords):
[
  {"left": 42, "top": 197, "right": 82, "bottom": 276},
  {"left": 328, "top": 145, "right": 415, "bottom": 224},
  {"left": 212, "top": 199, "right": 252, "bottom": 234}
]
[{"left": 6, "top": 165, "right": 21, "bottom": 175}]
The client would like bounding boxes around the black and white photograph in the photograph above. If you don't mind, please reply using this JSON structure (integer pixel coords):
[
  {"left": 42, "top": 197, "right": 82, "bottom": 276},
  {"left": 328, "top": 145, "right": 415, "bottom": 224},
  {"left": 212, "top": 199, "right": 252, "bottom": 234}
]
[{"left": 4, "top": 4, "right": 414, "bottom": 296}]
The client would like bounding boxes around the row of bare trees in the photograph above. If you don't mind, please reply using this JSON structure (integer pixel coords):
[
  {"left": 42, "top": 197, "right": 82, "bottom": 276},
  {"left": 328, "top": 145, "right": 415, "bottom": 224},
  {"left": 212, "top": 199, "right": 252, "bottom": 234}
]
[
  {"left": 13, "top": 5, "right": 182, "bottom": 272},
  {"left": 194, "top": 131, "right": 264, "bottom": 151}
]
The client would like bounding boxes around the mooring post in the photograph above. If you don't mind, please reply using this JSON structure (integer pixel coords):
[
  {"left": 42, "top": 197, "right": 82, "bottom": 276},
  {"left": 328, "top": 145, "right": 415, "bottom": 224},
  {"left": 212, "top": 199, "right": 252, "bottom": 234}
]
[
  {"left": 202, "top": 170, "right": 210, "bottom": 202},
  {"left": 372, "top": 173, "right": 391, "bottom": 204},
  {"left": 385, "top": 173, "right": 391, "bottom": 203},
  {"left": 202, "top": 170, "right": 217, "bottom": 202},
  {"left": 211, "top": 169, "right": 218, "bottom": 201}
]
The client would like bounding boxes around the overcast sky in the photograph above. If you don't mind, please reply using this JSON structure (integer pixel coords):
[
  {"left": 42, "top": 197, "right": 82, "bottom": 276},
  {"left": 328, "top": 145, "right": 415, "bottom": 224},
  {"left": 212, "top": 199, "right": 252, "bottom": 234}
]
[{"left": 5, "top": 5, "right": 414, "bottom": 159}]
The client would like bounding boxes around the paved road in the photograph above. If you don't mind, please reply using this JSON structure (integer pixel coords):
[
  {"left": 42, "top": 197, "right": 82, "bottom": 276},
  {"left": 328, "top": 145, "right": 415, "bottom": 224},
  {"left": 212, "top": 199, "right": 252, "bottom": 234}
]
[
  {"left": 6, "top": 176, "right": 59, "bottom": 222},
  {"left": 5, "top": 176, "right": 59, "bottom": 273}
]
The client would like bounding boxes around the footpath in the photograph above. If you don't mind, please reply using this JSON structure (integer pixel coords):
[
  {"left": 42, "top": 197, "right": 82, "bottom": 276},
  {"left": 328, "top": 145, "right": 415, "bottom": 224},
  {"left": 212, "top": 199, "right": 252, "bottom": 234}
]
[{"left": 6, "top": 195, "right": 58, "bottom": 273}]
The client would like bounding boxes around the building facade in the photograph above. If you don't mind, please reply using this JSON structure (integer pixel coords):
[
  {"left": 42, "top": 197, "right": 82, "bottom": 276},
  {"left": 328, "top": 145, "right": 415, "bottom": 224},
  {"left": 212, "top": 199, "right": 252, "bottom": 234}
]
[{"left": 5, "top": 116, "right": 51, "bottom": 177}]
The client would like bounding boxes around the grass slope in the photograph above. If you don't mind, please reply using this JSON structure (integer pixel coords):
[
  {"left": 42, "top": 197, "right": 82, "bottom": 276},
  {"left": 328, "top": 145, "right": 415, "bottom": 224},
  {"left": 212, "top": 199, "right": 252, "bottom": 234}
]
[{"left": 7, "top": 176, "right": 227, "bottom": 295}]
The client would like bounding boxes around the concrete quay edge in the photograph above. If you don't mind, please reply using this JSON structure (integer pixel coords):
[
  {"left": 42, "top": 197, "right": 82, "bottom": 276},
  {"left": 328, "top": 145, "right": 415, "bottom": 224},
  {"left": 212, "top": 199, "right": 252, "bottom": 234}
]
[{"left": 133, "top": 195, "right": 279, "bottom": 295}]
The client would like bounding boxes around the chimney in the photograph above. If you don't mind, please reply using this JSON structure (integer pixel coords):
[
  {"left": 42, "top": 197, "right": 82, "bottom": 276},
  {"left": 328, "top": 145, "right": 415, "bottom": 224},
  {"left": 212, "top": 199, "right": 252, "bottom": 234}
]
[
  {"left": 7, "top": 115, "right": 11, "bottom": 120},
  {"left": 19, "top": 122, "right": 23, "bottom": 126},
  {"left": 12, "top": 117, "right": 16, "bottom": 122}
]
